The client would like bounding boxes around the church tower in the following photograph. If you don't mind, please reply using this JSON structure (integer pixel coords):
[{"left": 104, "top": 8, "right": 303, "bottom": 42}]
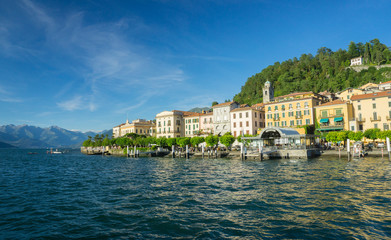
[{"left": 263, "top": 81, "right": 274, "bottom": 103}]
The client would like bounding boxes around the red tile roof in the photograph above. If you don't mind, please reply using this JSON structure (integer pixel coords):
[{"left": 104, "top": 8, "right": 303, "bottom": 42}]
[
  {"left": 350, "top": 91, "right": 391, "bottom": 101},
  {"left": 275, "top": 91, "right": 314, "bottom": 99},
  {"left": 212, "top": 101, "right": 238, "bottom": 108},
  {"left": 315, "top": 99, "right": 347, "bottom": 107}
]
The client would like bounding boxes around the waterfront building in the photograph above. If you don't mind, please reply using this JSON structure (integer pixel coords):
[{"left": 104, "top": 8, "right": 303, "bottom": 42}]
[
  {"left": 314, "top": 100, "right": 354, "bottom": 132},
  {"left": 350, "top": 56, "right": 363, "bottom": 66},
  {"left": 199, "top": 112, "right": 214, "bottom": 136},
  {"left": 156, "top": 110, "right": 193, "bottom": 138},
  {"left": 359, "top": 82, "right": 379, "bottom": 91},
  {"left": 264, "top": 91, "right": 325, "bottom": 129},
  {"left": 184, "top": 113, "right": 201, "bottom": 137},
  {"left": 212, "top": 101, "right": 240, "bottom": 136},
  {"left": 350, "top": 91, "right": 391, "bottom": 131},
  {"left": 230, "top": 106, "right": 264, "bottom": 137},
  {"left": 113, "top": 119, "right": 156, "bottom": 138}
]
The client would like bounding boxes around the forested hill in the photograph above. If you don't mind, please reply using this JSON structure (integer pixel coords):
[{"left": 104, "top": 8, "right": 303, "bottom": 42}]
[{"left": 233, "top": 39, "right": 391, "bottom": 105}]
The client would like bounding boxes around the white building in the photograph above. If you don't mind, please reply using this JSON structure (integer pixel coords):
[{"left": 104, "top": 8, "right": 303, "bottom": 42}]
[
  {"left": 212, "top": 101, "right": 240, "bottom": 136},
  {"left": 350, "top": 56, "right": 363, "bottom": 66}
]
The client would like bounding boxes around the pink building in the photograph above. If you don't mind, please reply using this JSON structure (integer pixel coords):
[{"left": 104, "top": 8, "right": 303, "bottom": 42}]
[
  {"left": 199, "top": 112, "right": 213, "bottom": 136},
  {"left": 230, "top": 105, "right": 265, "bottom": 137}
]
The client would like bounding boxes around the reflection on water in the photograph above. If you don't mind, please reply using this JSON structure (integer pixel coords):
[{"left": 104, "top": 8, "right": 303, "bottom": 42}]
[{"left": 0, "top": 149, "right": 390, "bottom": 239}]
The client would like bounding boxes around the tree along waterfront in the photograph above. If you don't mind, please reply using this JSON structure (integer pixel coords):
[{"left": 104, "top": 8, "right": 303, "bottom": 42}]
[{"left": 82, "top": 132, "right": 257, "bottom": 154}]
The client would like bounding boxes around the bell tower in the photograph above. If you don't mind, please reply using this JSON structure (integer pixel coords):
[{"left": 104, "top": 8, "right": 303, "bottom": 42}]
[{"left": 263, "top": 81, "right": 274, "bottom": 103}]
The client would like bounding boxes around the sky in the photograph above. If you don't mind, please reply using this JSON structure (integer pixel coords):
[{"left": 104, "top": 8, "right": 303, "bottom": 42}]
[{"left": 1, "top": 0, "right": 391, "bottom": 132}]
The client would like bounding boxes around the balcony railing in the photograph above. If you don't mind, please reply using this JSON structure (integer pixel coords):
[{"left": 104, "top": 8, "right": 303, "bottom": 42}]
[
  {"left": 273, "top": 117, "right": 280, "bottom": 121},
  {"left": 295, "top": 115, "right": 303, "bottom": 119},
  {"left": 319, "top": 124, "right": 344, "bottom": 130},
  {"left": 317, "top": 113, "right": 344, "bottom": 119},
  {"left": 357, "top": 118, "right": 366, "bottom": 122},
  {"left": 370, "top": 116, "right": 381, "bottom": 122}
]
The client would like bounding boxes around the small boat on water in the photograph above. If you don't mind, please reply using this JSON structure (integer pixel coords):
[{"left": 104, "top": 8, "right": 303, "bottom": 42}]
[{"left": 47, "top": 148, "right": 63, "bottom": 154}]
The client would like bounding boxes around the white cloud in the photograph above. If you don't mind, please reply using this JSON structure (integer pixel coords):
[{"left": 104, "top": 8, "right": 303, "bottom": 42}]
[
  {"left": 0, "top": 85, "right": 23, "bottom": 103},
  {"left": 3, "top": 0, "right": 187, "bottom": 112}
]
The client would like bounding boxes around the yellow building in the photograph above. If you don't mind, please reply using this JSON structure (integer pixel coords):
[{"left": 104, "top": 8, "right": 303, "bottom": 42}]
[
  {"left": 351, "top": 91, "right": 391, "bottom": 131},
  {"left": 264, "top": 92, "right": 325, "bottom": 128},
  {"left": 156, "top": 110, "right": 194, "bottom": 138},
  {"left": 113, "top": 119, "right": 156, "bottom": 138},
  {"left": 314, "top": 100, "right": 353, "bottom": 132},
  {"left": 184, "top": 113, "right": 201, "bottom": 137},
  {"left": 336, "top": 88, "right": 364, "bottom": 101}
]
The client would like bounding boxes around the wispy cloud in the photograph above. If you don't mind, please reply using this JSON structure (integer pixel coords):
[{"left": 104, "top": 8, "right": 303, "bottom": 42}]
[
  {"left": 0, "top": 85, "right": 23, "bottom": 103},
  {"left": 3, "top": 0, "right": 187, "bottom": 112},
  {"left": 57, "top": 95, "right": 96, "bottom": 111}
]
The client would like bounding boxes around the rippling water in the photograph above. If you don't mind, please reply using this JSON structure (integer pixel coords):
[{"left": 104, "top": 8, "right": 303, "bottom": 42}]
[{"left": 1, "top": 149, "right": 390, "bottom": 239}]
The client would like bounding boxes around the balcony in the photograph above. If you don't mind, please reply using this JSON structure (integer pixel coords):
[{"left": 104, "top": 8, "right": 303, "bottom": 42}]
[
  {"left": 317, "top": 113, "right": 344, "bottom": 119},
  {"left": 357, "top": 118, "right": 366, "bottom": 123},
  {"left": 370, "top": 116, "right": 381, "bottom": 122},
  {"left": 273, "top": 117, "right": 280, "bottom": 121},
  {"left": 295, "top": 115, "right": 303, "bottom": 119}
]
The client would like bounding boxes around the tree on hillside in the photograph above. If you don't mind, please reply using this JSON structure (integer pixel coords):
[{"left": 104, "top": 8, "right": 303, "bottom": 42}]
[{"left": 233, "top": 39, "right": 391, "bottom": 105}]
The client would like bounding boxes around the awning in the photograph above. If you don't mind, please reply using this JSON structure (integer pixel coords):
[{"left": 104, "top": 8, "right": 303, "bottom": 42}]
[
  {"left": 320, "top": 118, "right": 329, "bottom": 123},
  {"left": 334, "top": 117, "right": 343, "bottom": 122},
  {"left": 317, "top": 127, "right": 343, "bottom": 131}
]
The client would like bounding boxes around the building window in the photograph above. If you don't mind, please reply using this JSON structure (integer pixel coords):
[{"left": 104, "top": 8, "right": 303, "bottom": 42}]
[
  {"left": 268, "top": 106, "right": 271, "bottom": 112},
  {"left": 239, "top": 113, "right": 242, "bottom": 118},
  {"left": 306, "top": 119, "right": 310, "bottom": 125},
  {"left": 384, "top": 123, "right": 389, "bottom": 130},
  {"left": 254, "top": 112, "right": 257, "bottom": 118},
  {"left": 233, "top": 122, "right": 236, "bottom": 128},
  {"left": 234, "top": 131, "right": 237, "bottom": 137},
  {"left": 389, "top": 102, "right": 391, "bottom": 107},
  {"left": 289, "top": 104, "right": 292, "bottom": 109},
  {"left": 282, "top": 112, "right": 285, "bottom": 118},
  {"left": 373, "top": 112, "right": 377, "bottom": 120},
  {"left": 246, "top": 130, "right": 249, "bottom": 135},
  {"left": 233, "top": 114, "right": 236, "bottom": 119},
  {"left": 321, "top": 110, "right": 327, "bottom": 118},
  {"left": 290, "top": 120, "right": 294, "bottom": 126},
  {"left": 351, "top": 126, "right": 355, "bottom": 131},
  {"left": 240, "top": 122, "right": 242, "bottom": 127},
  {"left": 274, "top": 106, "right": 278, "bottom": 110},
  {"left": 255, "top": 122, "right": 257, "bottom": 127},
  {"left": 304, "top": 102, "right": 309, "bottom": 108},
  {"left": 374, "top": 123, "right": 378, "bottom": 129},
  {"left": 358, "top": 105, "right": 361, "bottom": 110},
  {"left": 373, "top": 103, "right": 376, "bottom": 109},
  {"left": 296, "top": 103, "right": 301, "bottom": 109},
  {"left": 246, "top": 121, "right": 249, "bottom": 127},
  {"left": 246, "top": 112, "right": 249, "bottom": 118},
  {"left": 335, "top": 108, "right": 342, "bottom": 116}
]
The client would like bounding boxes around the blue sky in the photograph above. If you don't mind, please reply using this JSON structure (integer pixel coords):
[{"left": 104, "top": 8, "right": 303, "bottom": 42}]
[{"left": 1, "top": 0, "right": 390, "bottom": 132}]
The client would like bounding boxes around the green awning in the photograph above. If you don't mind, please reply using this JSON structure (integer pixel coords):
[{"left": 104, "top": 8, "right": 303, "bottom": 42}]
[
  {"left": 318, "top": 127, "right": 343, "bottom": 131},
  {"left": 334, "top": 117, "right": 343, "bottom": 122},
  {"left": 320, "top": 118, "right": 329, "bottom": 123}
]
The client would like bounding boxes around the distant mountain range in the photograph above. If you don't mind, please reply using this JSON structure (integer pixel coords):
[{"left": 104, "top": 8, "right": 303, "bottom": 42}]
[
  {"left": 188, "top": 107, "right": 211, "bottom": 113},
  {"left": 0, "top": 124, "right": 112, "bottom": 149}
]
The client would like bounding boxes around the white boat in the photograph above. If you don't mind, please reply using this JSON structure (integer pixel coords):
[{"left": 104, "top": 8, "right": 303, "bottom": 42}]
[{"left": 52, "top": 149, "right": 62, "bottom": 154}]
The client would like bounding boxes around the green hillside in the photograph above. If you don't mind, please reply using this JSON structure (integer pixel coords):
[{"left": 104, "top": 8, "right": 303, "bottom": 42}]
[{"left": 233, "top": 39, "right": 391, "bottom": 105}]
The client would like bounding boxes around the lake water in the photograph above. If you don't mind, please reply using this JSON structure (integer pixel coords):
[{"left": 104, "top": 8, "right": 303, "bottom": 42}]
[{"left": 1, "top": 149, "right": 390, "bottom": 239}]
